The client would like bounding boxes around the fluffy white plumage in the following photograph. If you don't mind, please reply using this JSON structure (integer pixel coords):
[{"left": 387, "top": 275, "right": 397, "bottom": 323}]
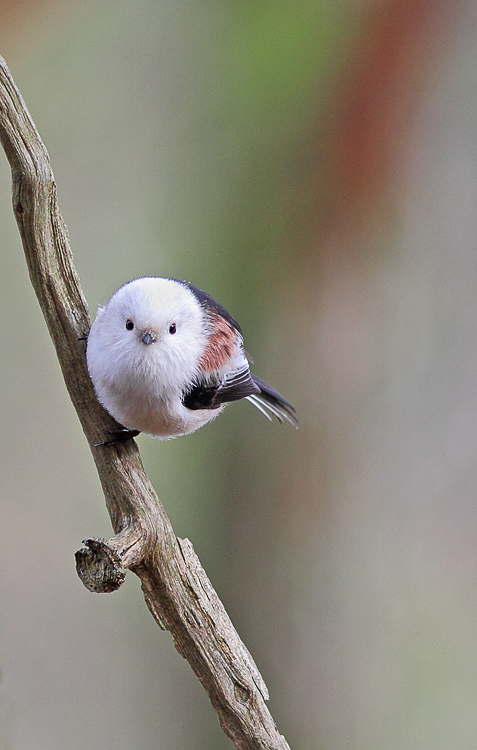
[{"left": 86, "top": 277, "right": 297, "bottom": 441}]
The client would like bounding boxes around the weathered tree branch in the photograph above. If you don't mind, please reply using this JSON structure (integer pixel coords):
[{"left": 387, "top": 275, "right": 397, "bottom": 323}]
[{"left": 0, "top": 56, "right": 291, "bottom": 750}]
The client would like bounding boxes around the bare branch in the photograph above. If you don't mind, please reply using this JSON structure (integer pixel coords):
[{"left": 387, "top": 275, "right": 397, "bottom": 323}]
[{"left": 0, "top": 55, "right": 291, "bottom": 749}]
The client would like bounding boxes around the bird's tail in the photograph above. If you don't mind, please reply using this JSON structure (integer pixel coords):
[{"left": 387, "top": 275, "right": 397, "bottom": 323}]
[{"left": 246, "top": 375, "right": 298, "bottom": 427}]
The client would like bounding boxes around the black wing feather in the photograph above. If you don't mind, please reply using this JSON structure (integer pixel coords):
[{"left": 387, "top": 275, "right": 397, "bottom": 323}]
[
  {"left": 182, "top": 366, "right": 259, "bottom": 411},
  {"left": 247, "top": 375, "right": 298, "bottom": 426},
  {"left": 183, "top": 369, "right": 298, "bottom": 428},
  {"left": 175, "top": 279, "right": 243, "bottom": 334}
]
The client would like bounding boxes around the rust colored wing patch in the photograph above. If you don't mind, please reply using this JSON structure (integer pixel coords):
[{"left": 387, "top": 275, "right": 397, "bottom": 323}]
[{"left": 199, "top": 311, "right": 240, "bottom": 371}]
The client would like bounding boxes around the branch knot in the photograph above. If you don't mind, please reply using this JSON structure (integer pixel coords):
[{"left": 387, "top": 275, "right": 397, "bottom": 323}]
[{"left": 75, "top": 537, "right": 126, "bottom": 593}]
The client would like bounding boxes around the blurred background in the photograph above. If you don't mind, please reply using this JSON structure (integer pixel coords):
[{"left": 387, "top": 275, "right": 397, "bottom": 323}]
[{"left": 1, "top": 1, "right": 477, "bottom": 748}]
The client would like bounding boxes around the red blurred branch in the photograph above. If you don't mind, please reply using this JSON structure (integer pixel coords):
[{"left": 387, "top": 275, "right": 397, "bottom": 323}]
[{"left": 318, "top": 0, "right": 458, "bottom": 231}]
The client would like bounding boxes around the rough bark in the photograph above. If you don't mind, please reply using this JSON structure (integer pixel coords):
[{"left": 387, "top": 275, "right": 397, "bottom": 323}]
[{"left": 0, "top": 56, "right": 291, "bottom": 750}]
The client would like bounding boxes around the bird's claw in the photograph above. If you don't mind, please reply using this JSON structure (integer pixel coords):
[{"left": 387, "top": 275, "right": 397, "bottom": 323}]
[{"left": 95, "top": 428, "right": 140, "bottom": 447}]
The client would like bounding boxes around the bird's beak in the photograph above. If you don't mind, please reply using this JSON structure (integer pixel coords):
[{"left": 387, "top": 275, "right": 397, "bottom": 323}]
[{"left": 139, "top": 330, "right": 157, "bottom": 346}]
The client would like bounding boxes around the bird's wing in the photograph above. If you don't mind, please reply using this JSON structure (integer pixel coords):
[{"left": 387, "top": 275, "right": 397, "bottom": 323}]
[
  {"left": 175, "top": 279, "right": 243, "bottom": 334},
  {"left": 182, "top": 365, "right": 259, "bottom": 411},
  {"left": 216, "top": 365, "right": 260, "bottom": 402}
]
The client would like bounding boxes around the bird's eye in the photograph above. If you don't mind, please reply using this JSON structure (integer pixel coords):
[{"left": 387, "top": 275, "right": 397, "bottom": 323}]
[
  {"left": 169, "top": 323, "right": 177, "bottom": 334},
  {"left": 125, "top": 319, "right": 134, "bottom": 331}
]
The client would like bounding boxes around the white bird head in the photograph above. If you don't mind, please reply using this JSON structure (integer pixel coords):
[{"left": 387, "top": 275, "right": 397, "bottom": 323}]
[{"left": 87, "top": 277, "right": 208, "bottom": 399}]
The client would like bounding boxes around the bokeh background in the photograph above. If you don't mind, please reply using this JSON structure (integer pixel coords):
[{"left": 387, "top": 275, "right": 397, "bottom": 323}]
[{"left": 1, "top": 1, "right": 477, "bottom": 748}]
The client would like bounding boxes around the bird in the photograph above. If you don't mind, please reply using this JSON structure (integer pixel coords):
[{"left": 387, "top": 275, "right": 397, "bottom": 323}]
[{"left": 86, "top": 276, "right": 297, "bottom": 442}]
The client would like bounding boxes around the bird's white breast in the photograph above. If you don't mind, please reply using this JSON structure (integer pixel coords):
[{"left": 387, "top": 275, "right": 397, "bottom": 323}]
[{"left": 86, "top": 277, "right": 216, "bottom": 438}]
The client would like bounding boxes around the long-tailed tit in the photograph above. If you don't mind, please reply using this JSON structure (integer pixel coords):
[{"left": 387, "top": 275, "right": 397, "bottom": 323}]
[{"left": 86, "top": 277, "right": 297, "bottom": 441}]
